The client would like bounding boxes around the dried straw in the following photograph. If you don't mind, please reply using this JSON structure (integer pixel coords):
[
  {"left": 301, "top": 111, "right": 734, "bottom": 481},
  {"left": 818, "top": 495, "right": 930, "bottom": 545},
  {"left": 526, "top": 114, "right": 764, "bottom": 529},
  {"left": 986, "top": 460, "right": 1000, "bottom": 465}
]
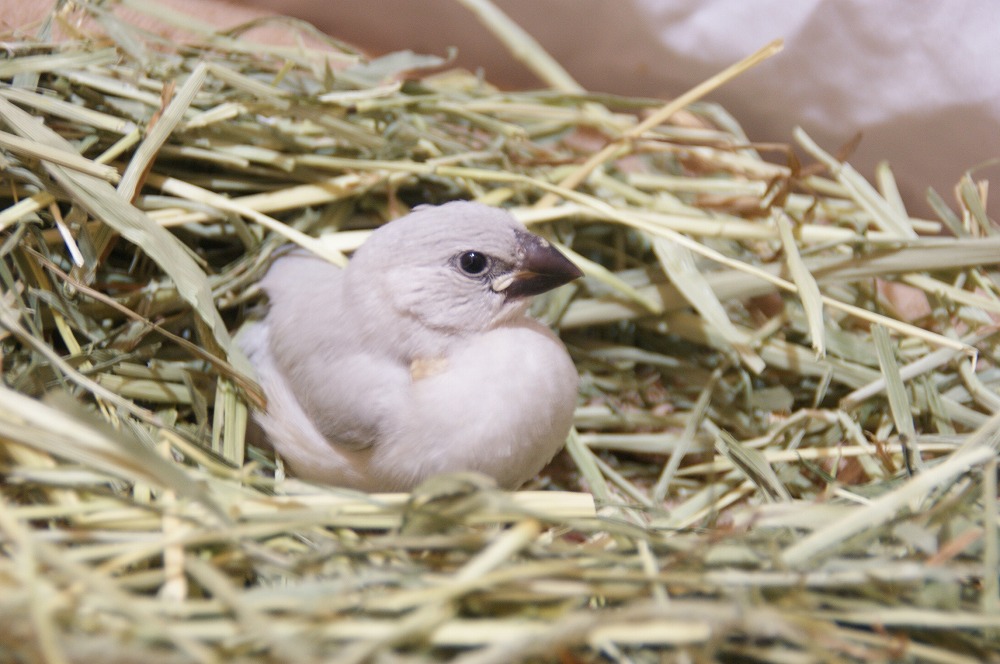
[{"left": 0, "top": 1, "right": 998, "bottom": 662}]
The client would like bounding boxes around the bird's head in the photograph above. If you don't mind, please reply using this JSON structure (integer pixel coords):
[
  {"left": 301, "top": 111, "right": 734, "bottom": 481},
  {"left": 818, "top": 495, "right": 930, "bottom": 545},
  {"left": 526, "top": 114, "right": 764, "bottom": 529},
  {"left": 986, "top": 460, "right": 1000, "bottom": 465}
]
[{"left": 347, "top": 201, "right": 582, "bottom": 349}]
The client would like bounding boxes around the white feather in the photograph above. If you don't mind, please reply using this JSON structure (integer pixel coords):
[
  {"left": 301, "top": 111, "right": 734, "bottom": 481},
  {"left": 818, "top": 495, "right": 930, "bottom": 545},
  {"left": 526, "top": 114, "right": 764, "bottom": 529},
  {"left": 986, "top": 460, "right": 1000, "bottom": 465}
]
[{"left": 239, "top": 201, "right": 579, "bottom": 491}]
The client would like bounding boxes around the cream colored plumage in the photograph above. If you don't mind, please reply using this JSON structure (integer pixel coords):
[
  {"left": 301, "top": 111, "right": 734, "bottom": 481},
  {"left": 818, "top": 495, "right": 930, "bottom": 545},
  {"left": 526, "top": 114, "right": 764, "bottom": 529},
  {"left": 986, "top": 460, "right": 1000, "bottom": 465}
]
[{"left": 239, "top": 202, "right": 582, "bottom": 491}]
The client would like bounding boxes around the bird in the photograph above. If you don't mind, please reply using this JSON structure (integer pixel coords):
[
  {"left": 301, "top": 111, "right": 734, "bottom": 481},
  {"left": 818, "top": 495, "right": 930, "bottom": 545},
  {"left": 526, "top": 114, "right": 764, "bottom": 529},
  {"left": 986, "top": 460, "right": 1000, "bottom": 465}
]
[{"left": 238, "top": 201, "right": 583, "bottom": 492}]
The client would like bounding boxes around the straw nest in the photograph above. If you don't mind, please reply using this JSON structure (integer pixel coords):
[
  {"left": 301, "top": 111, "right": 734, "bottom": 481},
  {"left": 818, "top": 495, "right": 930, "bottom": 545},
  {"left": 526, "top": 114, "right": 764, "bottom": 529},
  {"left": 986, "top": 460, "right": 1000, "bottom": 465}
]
[{"left": 1, "top": 2, "right": 998, "bottom": 662}]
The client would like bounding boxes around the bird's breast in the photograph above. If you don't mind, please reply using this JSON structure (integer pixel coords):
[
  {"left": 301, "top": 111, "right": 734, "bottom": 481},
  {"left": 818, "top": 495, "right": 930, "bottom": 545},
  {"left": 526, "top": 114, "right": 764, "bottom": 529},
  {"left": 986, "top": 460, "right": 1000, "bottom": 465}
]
[{"left": 370, "top": 319, "right": 578, "bottom": 489}]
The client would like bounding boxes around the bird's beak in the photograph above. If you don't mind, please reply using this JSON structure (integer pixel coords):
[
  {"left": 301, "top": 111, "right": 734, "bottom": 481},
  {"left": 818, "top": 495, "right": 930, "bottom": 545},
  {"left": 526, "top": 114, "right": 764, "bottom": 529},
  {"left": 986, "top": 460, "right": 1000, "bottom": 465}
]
[{"left": 496, "top": 232, "right": 584, "bottom": 299}]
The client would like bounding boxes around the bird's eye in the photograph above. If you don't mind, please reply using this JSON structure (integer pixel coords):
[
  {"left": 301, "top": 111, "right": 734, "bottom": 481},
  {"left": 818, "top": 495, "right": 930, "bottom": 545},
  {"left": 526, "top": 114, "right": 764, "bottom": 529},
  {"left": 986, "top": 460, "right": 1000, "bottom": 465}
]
[{"left": 458, "top": 251, "right": 490, "bottom": 275}]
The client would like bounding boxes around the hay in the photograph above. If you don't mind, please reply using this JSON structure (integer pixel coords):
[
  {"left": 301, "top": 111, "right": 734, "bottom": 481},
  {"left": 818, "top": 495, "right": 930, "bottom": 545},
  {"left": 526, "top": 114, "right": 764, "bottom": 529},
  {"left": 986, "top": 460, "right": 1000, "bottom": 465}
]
[{"left": 1, "top": 1, "right": 998, "bottom": 662}]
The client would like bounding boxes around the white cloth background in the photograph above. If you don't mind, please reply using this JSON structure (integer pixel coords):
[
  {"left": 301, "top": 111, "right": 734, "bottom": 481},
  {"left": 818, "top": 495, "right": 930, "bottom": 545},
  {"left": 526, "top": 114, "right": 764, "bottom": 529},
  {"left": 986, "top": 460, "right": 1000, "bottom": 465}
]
[{"left": 236, "top": 0, "right": 1000, "bottom": 220}]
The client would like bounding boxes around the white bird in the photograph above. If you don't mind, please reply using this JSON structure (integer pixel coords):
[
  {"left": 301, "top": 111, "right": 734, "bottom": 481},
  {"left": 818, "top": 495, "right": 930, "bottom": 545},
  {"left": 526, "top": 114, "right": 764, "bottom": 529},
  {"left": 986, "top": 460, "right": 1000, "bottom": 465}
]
[{"left": 239, "top": 201, "right": 582, "bottom": 492}]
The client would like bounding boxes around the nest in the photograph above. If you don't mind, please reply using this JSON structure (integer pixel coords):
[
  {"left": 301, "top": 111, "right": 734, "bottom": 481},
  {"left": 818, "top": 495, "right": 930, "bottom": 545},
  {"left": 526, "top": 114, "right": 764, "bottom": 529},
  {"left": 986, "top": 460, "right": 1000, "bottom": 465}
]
[{"left": 1, "top": 2, "right": 998, "bottom": 662}]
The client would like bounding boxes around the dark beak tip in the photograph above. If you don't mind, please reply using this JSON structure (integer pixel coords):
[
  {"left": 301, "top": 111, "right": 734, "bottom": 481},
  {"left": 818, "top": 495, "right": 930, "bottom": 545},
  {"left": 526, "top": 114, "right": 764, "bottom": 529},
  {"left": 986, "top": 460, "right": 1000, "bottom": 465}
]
[
  {"left": 506, "top": 235, "right": 584, "bottom": 299},
  {"left": 553, "top": 260, "right": 584, "bottom": 287}
]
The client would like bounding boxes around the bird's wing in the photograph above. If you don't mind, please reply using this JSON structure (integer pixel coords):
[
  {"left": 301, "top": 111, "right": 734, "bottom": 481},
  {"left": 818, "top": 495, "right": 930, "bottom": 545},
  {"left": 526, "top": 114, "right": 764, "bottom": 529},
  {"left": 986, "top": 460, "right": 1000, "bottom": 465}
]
[
  {"left": 293, "top": 349, "right": 409, "bottom": 451},
  {"left": 258, "top": 251, "right": 409, "bottom": 452},
  {"left": 237, "top": 317, "right": 370, "bottom": 486}
]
